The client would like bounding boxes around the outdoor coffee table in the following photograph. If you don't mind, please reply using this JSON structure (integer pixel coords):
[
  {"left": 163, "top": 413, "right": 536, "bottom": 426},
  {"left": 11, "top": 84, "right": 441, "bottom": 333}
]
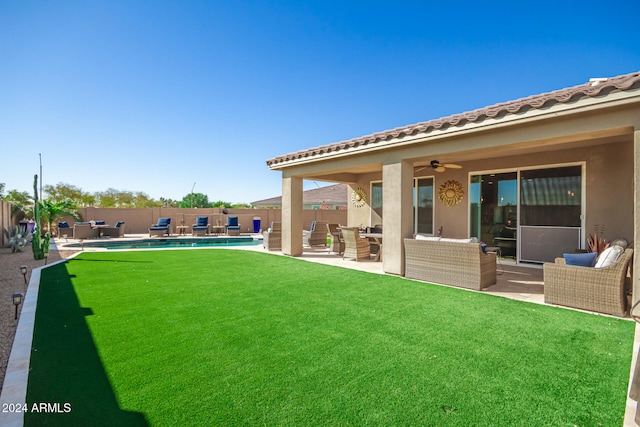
[{"left": 211, "top": 226, "right": 225, "bottom": 235}]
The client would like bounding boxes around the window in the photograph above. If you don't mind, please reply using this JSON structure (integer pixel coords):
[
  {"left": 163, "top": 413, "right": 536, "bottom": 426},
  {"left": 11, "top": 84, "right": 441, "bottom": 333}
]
[
  {"left": 414, "top": 178, "right": 434, "bottom": 234},
  {"left": 371, "top": 182, "right": 383, "bottom": 224},
  {"left": 520, "top": 166, "right": 582, "bottom": 227}
]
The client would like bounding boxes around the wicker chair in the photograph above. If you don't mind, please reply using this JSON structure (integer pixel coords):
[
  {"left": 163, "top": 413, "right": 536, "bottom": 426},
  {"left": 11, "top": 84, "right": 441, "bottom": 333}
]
[
  {"left": 263, "top": 222, "right": 282, "bottom": 251},
  {"left": 342, "top": 227, "right": 371, "bottom": 261},
  {"left": 303, "top": 221, "right": 328, "bottom": 247},
  {"left": 149, "top": 217, "right": 172, "bottom": 237},
  {"left": 403, "top": 238, "right": 496, "bottom": 290},
  {"left": 544, "top": 249, "right": 633, "bottom": 317},
  {"left": 101, "top": 221, "right": 125, "bottom": 238},
  {"left": 327, "top": 223, "right": 344, "bottom": 255},
  {"left": 74, "top": 223, "right": 99, "bottom": 240},
  {"left": 192, "top": 216, "right": 210, "bottom": 236},
  {"left": 226, "top": 216, "right": 241, "bottom": 236}
]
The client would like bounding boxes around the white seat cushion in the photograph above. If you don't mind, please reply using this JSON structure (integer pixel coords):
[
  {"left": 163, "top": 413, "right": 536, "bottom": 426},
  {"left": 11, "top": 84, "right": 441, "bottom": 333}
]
[{"left": 595, "top": 246, "right": 623, "bottom": 268}]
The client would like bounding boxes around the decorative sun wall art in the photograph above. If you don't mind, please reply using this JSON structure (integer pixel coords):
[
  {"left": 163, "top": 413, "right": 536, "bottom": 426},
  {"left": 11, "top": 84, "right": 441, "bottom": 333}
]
[
  {"left": 351, "top": 187, "right": 367, "bottom": 207},
  {"left": 438, "top": 180, "right": 464, "bottom": 206}
]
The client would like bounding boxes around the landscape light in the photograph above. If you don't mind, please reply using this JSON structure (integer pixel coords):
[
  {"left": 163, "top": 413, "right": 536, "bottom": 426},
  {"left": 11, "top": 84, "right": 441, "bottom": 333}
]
[
  {"left": 19, "top": 266, "right": 28, "bottom": 284},
  {"left": 12, "top": 292, "right": 23, "bottom": 320}
]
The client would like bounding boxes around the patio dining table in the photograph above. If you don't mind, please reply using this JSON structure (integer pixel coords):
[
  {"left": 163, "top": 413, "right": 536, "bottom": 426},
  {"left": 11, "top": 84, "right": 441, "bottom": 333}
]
[{"left": 360, "top": 232, "right": 382, "bottom": 262}]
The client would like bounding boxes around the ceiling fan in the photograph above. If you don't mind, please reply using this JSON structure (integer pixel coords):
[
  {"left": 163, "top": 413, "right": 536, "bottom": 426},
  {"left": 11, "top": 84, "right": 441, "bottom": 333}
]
[{"left": 415, "top": 160, "right": 463, "bottom": 173}]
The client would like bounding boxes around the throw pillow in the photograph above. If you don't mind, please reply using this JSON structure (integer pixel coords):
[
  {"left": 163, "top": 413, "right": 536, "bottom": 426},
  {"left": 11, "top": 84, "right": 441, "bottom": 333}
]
[
  {"left": 563, "top": 252, "right": 597, "bottom": 267},
  {"left": 415, "top": 234, "right": 440, "bottom": 241},
  {"left": 595, "top": 246, "right": 623, "bottom": 268}
]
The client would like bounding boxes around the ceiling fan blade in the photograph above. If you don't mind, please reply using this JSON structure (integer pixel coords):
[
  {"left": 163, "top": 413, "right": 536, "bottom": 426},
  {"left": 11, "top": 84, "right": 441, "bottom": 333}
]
[
  {"left": 414, "top": 166, "right": 427, "bottom": 173},
  {"left": 435, "top": 166, "right": 446, "bottom": 173},
  {"left": 442, "top": 163, "right": 462, "bottom": 169}
]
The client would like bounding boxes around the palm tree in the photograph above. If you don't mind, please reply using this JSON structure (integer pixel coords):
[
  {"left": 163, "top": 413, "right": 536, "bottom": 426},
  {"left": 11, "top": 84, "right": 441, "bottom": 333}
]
[{"left": 38, "top": 199, "right": 80, "bottom": 236}]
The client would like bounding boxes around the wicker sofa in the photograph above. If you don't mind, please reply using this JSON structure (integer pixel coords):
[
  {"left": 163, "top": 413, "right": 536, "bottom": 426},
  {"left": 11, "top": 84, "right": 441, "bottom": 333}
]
[
  {"left": 404, "top": 238, "right": 497, "bottom": 290},
  {"left": 543, "top": 248, "right": 633, "bottom": 317}
]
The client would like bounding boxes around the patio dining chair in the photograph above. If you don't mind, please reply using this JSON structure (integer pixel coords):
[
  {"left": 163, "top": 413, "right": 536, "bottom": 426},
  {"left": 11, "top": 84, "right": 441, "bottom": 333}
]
[
  {"left": 149, "top": 217, "right": 172, "bottom": 237},
  {"left": 303, "top": 221, "right": 328, "bottom": 247},
  {"left": 327, "top": 223, "right": 344, "bottom": 255},
  {"left": 341, "top": 227, "right": 371, "bottom": 261},
  {"left": 192, "top": 216, "right": 210, "bottom": 236}
]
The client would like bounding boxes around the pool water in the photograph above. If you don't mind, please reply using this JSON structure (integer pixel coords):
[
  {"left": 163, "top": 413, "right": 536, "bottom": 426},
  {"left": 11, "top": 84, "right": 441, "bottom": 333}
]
[{"left": 66, "top": 237, "right": 262, "bottom": 250}]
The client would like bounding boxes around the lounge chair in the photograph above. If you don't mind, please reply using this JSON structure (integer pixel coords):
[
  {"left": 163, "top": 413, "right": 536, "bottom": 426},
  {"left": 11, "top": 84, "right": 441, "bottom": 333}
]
[
  {"left": 149, "top": 217, "right": 172, "bottom": 237},
  {"left": 303, "top": 221, "right": 328, "bottom": 247},
  {"left": 74, "top": 222, "right": 99, "bottom": 240},
  {"left": 327, "top": 223, "right": 344, "bottom": 255},
  {"left": 544, "top": 248, "right": 634, "bottom": 317},
  {"left": 226, "top": 216, "right": 241, "bottom": 236},
  {"left": 341, "top": 227, "right": 371, "bottom": 261},
  {"left": 263, "top": 222, "right": 282, "bottom": 251},
  {"left": 192, "top": 216, "right": 210, "bottom": 236},
  {"left": 102, "top": 221, "right": 125, "bottom": 238}
]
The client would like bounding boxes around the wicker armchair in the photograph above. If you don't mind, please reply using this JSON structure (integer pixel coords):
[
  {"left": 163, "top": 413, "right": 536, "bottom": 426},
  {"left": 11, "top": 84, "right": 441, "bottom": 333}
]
[
  {"left": 303, "top": 221, "right": 328, "bottom": 247},
  {"left": 403, "top": 238, "right": 496, "bottom": 290},
  {"left": 74, "top": 223, "right": 99, "bottom": 240},
  {"left": 263, "top": 222, "right": 282, "bottom": 251},
  {"left": 101, "top": 221, "right": 125, "bottom": 238},
  {"left": 342, "top": 227, "right": 371, "bottom": 261},
  {"left": 544, "top": 249, "right": 633, "bottom": 317}
]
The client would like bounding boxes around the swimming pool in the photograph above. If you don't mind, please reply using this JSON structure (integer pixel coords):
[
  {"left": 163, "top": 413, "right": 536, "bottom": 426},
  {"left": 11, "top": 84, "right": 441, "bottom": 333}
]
[{"left": 65, "top": 236, "right": 263, "bottom": 250}]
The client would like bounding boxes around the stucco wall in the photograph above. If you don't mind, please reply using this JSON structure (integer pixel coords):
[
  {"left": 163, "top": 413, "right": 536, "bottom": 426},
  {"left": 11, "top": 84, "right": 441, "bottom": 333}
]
[
  {"left": 423, "top": 140, "right": 634, "bottom": 243},
  {"left": 59, "top": 207, "right": 346, "bottom": 235}
]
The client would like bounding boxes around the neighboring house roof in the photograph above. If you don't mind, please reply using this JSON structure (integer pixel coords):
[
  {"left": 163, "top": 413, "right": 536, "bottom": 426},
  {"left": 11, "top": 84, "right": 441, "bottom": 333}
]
[
  {"left": 252, "top": 183, "right": 348, "bottom": 206},
  {"left": 266, "top": 70, "right": 640, "bottom": 168}
]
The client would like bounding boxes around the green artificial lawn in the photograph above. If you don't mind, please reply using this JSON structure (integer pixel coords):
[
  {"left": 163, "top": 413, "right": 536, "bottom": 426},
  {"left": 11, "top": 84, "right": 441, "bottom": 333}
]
[{"left": 26, "top": 250, "right": 634, "bottom": 426}]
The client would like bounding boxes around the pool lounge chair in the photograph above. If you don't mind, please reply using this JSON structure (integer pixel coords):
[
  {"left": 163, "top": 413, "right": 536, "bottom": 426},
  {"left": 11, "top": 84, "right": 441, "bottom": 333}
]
[
  {"left": 102, "top": 221, "right": 125, "bottom": 238},
  {"left": 149, "top": 217, "right": 172, "bottom": 237},
  {"left": 226, "top": 216, "right": 241, "bottom": 236},
  {"left": 192, "top": 216, "right": 210, "bottom": 236}
]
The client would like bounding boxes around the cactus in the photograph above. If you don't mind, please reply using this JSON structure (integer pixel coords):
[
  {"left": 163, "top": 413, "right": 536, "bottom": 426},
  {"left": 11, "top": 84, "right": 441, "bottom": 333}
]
[
  {"left": 32, "top": 174, "right": 49, "bottom": 260},
  {"left": 2, "top": 225, "right": 30, "bottom": 252}
]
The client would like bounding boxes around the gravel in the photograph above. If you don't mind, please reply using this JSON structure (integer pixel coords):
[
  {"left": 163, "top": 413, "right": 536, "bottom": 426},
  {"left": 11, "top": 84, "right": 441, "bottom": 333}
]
[{"left": 0, "top": 247, "right": 78, "bottom": 393}]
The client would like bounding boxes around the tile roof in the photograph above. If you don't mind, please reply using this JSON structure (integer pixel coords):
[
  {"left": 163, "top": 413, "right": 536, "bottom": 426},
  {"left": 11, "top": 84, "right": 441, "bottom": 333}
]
[
  {"left": 267, "top": 70, "right": 640, "bottom": 168},
  {"left": 252, "top": 183, "right": 348, "bottom": 206}
]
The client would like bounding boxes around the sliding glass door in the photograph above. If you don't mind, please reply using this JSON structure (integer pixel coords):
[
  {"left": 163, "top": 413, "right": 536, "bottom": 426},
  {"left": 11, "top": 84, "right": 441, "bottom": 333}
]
[
  {"left": 469, "top": 172, "right": 518, "bottom": 257},
  {"left": 470, "top": 164, "right": 583, "bottom": 263}
]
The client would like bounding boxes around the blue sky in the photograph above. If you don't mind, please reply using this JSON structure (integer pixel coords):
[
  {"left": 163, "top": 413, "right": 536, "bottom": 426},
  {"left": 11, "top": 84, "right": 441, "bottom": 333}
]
[{"left": 1, "top": 1, "right": 639, "bottom": 204}]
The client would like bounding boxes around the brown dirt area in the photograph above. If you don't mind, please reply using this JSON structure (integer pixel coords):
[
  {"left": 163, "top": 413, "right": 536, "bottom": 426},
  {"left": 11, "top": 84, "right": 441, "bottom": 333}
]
[{"left": 0, "top": 248, "right": 78, "bottom": 392}]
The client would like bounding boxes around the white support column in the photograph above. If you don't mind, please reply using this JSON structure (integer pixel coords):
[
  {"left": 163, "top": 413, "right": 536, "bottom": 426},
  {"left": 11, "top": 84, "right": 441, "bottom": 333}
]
[
  {"left": 282, "top": 175, "right": 303, "bottom": 256},
  {"left": 382, "top": 160, "right": 414, "bottom": 275}
]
